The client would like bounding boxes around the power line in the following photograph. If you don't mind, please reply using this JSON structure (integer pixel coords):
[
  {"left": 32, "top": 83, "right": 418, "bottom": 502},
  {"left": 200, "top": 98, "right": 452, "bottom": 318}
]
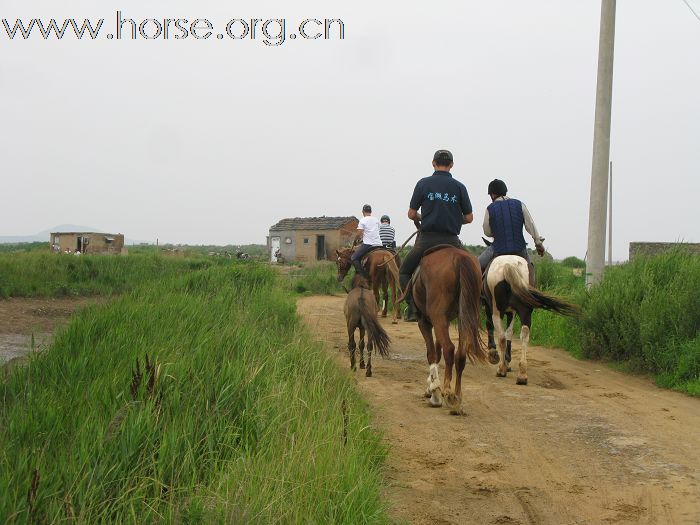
[{"left": 682, "top": 0, "right": 700, "bottom": 22}]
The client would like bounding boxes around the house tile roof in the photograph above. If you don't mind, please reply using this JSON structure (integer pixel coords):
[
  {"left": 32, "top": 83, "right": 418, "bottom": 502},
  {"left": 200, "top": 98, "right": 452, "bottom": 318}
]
[{"left": 269, "top": 216, "right": 358, "bottom": 232}]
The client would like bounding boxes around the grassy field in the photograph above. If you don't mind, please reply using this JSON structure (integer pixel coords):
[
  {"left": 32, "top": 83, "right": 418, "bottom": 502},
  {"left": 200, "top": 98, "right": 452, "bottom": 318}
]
[
  {"left": 0, "top": 263, "right": 389, "bottom": 523},
  {"left": 0, "top": 252, "right": 225, "bottom": 298}
]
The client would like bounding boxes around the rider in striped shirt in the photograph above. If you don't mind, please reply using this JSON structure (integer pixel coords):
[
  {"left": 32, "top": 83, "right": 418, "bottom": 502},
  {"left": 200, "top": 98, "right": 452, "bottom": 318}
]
[{"left": 379, "top": 215, "right": 396, "bottom": 249}]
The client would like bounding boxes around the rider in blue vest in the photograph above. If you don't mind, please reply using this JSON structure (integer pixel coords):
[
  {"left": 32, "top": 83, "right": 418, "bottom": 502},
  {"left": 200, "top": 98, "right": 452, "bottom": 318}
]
[
  {"left": 479, "top": 179, "right": 545, "bottom": 349},
  {"left": 478, "top": 179, "right": 545, "bottom": 282}
]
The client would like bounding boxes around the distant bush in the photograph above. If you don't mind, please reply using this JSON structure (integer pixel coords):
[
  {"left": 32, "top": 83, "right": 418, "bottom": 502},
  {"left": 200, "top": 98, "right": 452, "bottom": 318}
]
[{"left": 560, "top": 256, "right": 586, "bottom": 268}]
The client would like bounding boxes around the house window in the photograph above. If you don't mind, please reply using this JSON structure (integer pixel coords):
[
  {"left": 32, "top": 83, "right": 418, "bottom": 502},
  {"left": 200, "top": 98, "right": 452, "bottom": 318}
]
[{"left": 303, "top": 238, "right": 309, "bottom": 244}]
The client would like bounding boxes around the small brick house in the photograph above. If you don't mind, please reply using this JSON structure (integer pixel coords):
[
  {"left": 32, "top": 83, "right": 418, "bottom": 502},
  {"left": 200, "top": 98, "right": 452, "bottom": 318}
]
[
  {"left": 50, "top": 232, "right": 126, "bottom": 255},
  {"left": 267, "top": 216, "right": 359, "bottom": 263}
]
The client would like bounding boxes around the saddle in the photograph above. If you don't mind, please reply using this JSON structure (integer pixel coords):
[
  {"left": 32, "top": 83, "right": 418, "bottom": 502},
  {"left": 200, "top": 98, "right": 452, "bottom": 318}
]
[{"left": 359, "top": 246, "right": 393, "bottom": 270}]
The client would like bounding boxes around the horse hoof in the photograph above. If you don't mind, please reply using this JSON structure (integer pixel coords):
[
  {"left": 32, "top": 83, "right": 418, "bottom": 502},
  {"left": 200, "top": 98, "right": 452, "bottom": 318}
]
[
  {"left": 359, "top": 363, "right": 365, "bottom": 369},
  {"left": 496, "top": 371, "right": 507, "bottom": 378},
  {"left": 449, "top": 407, "right": 466, "bottom": 416},
  {"left": 508, "top": 366, "right": 513, "bottom": 372},
  {"left": 366, "top": 368, "right": 372, "bottom": 377},
  {"left": 516, "top": 377, "right": 528, "bottom": 385},
  {"left": 392, "top": 320, "right": 398, "bottom": 325},
  {"left": 381, "top": 313, "right": 387, "bottom": 318},
  {"left": 488, "top": 350, "right": 500, "bottom": 365}
]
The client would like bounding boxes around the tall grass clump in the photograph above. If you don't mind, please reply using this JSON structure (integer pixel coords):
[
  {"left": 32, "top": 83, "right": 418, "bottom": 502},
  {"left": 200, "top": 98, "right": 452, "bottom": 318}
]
[
  {"left": 0, "top": 264, "right": 388, "bottom": 523},
  {"left": 577, "top": 250, "right": 700, "bottom": 393},
  {"left": 0, "top": 252, "right": 218, "bottom": 298}
]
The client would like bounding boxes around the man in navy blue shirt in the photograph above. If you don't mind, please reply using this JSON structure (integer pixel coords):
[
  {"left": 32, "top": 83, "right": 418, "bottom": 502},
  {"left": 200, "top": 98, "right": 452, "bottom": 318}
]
[{"left": 399, "top": 149, "right": 474, "bottom": 321}]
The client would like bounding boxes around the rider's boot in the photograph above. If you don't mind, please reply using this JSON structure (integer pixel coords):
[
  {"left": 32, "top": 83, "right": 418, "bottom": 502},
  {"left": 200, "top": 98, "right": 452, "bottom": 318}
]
[
  {"left": 353, "top": 259, "right": 368, "bottom": 279},
  {"left": 400, "top": 274, "right": 418, "bottom": 322}
]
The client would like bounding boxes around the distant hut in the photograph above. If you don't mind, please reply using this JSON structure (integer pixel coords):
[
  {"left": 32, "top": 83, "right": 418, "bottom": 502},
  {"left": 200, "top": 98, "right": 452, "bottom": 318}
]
[
  {"left": 50, "top": 232, "right": 126, "bottom": 255},
  {"left": 267, "top": 216, "right": 358, "bottom": 263}
]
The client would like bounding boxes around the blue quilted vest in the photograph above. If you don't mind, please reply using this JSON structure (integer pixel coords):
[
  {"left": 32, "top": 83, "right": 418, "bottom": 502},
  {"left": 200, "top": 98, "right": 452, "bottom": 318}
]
[{"left": 488, "top": 199, "right": 527, "bottom": 255}]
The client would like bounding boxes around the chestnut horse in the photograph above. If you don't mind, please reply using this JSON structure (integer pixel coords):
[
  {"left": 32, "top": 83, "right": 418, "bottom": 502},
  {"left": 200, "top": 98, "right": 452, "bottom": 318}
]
[
  {"left": 344, "top": 274, "right": 391, "bottom": 376},
  {"left": 484, "top": 255, "right": 578, "bottom": 385},
  {"left": 408, "top": 246, "right": 487, "bottom": 414},
  {"left": 335, "top": 247, "right": 402, "bottom": 324}
]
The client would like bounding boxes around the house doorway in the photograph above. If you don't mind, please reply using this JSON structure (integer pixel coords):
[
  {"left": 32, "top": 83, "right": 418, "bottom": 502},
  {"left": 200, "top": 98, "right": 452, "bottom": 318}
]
[
  {"left": 316, "top": 235, "right": 326, "bottom": 261},
  {"left": 270, "top": 237, "right": 281, "bottom": 262}
]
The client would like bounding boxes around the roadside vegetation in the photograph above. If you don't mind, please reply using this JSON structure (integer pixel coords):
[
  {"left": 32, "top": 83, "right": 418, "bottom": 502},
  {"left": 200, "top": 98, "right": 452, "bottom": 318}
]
[
  {"left": 531, "top": 250, "right": 699, "bottom": 396},
  {"left": 0, "top": 263, "right": 388, "bottom": 523}
]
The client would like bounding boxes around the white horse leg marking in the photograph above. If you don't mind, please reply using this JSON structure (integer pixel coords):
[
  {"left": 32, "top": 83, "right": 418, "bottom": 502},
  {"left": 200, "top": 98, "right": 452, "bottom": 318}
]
[
  {"left": 493, "top": 312, "right": 508, "bottom": 377},
  {"left": 427, "top": 363, "right": 442, "bottom": 407},
  {"left": 517, "top": 325, "right": 530, "bottom": 385}
]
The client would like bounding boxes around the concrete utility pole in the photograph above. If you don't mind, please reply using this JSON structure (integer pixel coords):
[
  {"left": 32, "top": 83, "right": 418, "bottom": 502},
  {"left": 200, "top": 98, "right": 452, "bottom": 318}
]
[
  {"left": 608, "top": 161, "right": 613, "bottom": 266},
  {"left": 586, "top": 0, "right": 616, "bottom": 287}
]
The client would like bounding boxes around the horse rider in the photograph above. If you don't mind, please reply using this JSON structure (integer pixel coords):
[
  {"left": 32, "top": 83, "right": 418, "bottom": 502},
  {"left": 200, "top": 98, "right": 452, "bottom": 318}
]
[
  {"left": 478, "top": 178, "right": 545, "bottom": 286},
  {"left": 379, "top": 215, "right": 396, "bottom": 249},
  {"left": 399, "top": 149, "right": 474, "bottom": 321},
  {"left": 351, "top": 204, "right": 384, "bottom": 277}
]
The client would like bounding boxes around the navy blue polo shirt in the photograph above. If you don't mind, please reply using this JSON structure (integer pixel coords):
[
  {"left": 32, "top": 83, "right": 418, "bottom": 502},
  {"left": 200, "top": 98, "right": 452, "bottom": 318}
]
[{"left": 409, "top": 171, "right": 472, "bottom": 235}]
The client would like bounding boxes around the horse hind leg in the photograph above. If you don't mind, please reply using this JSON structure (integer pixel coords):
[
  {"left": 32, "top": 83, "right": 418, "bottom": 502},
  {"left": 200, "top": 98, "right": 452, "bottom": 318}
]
[
  {"left": 434, "top": 318, "right": 462, "bottom": 415},
  {"left": 516, "top": 308, "right": 532, "bottom": 385},
  {"left": 505, "top": 311, "right": 515, "bottom": 372},
  {"left": 418, "top": 317, "right": 442, "bottom": 406},
  {"left": 348, "top": 327, "right": 357, "bottom": 371},
  {"left": 493, "top": 311, "right": 509, "bottom": 378}
]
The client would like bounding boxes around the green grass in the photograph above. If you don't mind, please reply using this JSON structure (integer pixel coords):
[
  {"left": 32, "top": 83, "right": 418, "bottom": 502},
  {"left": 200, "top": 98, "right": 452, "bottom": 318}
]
[
  {"left": 0, "top": 252, "right": 224, "bottom": 298},
  {"left": 0, "top": 263, "right": 388, "bottom": 523}
]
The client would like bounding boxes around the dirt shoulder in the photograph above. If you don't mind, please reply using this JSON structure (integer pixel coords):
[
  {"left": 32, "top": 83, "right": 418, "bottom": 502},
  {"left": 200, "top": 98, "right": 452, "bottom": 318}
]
[{"left": 298, "top": 294, "right": 700, "bottom": 525}]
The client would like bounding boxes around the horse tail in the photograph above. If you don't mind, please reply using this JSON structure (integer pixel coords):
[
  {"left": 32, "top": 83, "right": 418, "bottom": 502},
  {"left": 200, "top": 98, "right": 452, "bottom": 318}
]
[
  {"left": 456, "top": 255, "right": 488, "bottom": 364},
  {"left": 502, "top": 264, "right": 579, "bottom": 317},
  {"left": 383, "top": 254, "right": 401, "bottom": 298},
  {"left": 358, "top": 289, "right": 391, "bottom": 357}
]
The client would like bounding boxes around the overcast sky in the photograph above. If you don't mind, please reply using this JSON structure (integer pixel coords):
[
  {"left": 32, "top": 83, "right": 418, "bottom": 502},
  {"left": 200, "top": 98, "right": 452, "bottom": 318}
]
[{"left": 2, "top": 0, "right": 698, "bottom": 259}]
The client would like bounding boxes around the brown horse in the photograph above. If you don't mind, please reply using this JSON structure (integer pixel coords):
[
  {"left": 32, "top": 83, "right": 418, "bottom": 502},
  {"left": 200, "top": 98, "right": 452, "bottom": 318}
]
[
  {"left": 344, "top": 274, "right": 391, "bottom": 376},
  {"left": 408, "top": 246, "right": 487, "bottom": 414},
  {"left": 335, "top": 247, "right": 402, "bottom": 324}
]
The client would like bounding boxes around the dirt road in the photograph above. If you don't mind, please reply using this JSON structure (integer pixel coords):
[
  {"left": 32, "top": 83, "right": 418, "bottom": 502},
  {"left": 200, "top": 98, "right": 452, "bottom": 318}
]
[{"left": 298, "top": 295, "right": 700, "bottom": 525}]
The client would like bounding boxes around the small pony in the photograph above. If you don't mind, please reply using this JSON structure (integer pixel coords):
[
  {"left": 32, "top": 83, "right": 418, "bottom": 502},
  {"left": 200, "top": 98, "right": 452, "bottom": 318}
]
[
  {"left": 484, "top": 255, "right": 578, "bottom": 385},
  {"left": 343, "top": 274, "right": 391, "bottom": 377}
]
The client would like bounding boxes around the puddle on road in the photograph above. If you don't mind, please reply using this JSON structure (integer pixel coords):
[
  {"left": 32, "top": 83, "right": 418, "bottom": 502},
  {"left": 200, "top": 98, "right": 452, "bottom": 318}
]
[{"left": 0, "top": 333, "right": 52, "bottom": 364}]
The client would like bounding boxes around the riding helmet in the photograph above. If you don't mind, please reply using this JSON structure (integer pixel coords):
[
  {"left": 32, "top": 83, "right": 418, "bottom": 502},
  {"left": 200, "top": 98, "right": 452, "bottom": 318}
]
[{"left": 487, "top": 179, "right": 508, "bottom": 196}]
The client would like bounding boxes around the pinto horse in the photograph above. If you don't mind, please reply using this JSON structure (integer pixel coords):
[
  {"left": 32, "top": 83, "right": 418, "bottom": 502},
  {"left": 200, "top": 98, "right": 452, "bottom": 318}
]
[
  {"left": 344, "top": 273, "right": 391, "bottom": 376},
  {"left": 336, "top": 247, "right": 402, "bottom": 324},
  {"left": 483, "top": 255, "right": 578, "bottom": 385},
  {"left": 408, "top": 246, "right": 487, "bottom": 414}
]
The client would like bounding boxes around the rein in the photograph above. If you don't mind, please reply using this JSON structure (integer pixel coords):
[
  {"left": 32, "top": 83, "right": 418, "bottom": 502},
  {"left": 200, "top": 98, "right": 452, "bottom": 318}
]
[{"left": 377, "top": 230, "right": 419, "bottom": 268}]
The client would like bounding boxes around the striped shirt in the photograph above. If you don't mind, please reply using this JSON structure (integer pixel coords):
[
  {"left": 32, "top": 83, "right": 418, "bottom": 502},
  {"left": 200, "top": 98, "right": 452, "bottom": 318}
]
[{"left": 379, "top": 224, "right": 395, "bottom": 247}]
